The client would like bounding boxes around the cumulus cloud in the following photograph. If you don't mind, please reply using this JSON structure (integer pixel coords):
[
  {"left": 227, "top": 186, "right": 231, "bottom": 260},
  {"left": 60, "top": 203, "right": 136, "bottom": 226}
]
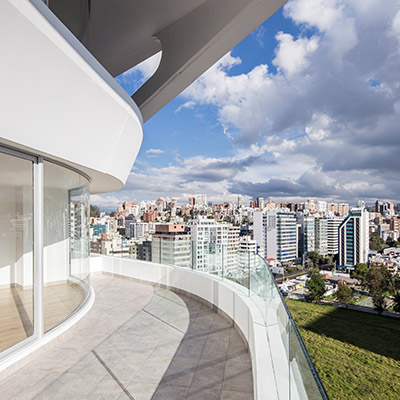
[
  {"left": 174, "top": 0, "right": 400, "bottom": 204},
  {"left": 273, "top": 32, "right": 319, "bottom": 77},
  {"left": 146, "top": 148, "right": 164, "bottom": 157},
  {"left": 104, "top": 0, "right": 400, "bottom": 209}
]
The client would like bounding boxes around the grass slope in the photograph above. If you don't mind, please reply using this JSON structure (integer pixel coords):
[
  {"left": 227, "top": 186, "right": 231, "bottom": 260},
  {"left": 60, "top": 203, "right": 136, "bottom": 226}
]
[{"left": 286, "top": 299, "right": 400, "bottom": 400}]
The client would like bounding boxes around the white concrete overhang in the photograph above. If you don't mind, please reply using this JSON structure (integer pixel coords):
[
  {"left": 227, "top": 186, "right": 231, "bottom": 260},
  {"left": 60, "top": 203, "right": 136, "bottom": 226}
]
[
  {"left": 0, "top": 0, "right": 143, "bottom": 193},
  {"left": 48, "top": 0, "right": 288, "bottom": 121}
]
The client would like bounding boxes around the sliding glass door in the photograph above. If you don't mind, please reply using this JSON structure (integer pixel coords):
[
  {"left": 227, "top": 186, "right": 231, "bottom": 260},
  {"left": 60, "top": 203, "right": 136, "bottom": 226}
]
[
  {"left": 0, "top": 150, "right": 34, "bottom": 352},
  {"left": 0, "top": 146, "right": 91, "bottom": 357}
]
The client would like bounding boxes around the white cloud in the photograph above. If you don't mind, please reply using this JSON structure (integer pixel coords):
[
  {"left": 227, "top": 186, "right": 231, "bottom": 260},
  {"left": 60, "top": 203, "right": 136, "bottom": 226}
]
[
  {"left": 174, "top": 0, "right": 400, "bottom": 203},
  {"left": 146, "top": 148, "right": 164, "bottom": 155},
  {"left": 106, "top": 0, "right": 400, "bottom": 207},
  {"left": 273, "top": 32, "right": 318, "bottom": 77},
  {"left": 284, "top": 0, "right": 344, "bottom": 32}
]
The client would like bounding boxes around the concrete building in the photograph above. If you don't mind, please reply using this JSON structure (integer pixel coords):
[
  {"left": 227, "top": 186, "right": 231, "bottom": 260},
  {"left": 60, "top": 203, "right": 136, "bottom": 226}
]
[
  {"left": 338, "top": 203, "right": 350, "bottom": 216},
  {"left": 227, "top": 226, "right": 240, "bottom": 272},
  {"left": 92, "top": 224, "right": 107, "bottom": 236},
  {"left": 296, "top": 215, "right": 315, "bottom": 259},
  {"left": 327, "top": 217, "right": 344, "bottom": 256},
  {"left": 187, "top": 217, "right": 228, "bottom": 274},
  {"left": 315, "top": 218, "right": 328, "bottom": 257},
  {"left": 194, "top": 194, "right": 207, "bottom": 207},
  {"left": 339, "top": 208, "right": 370, "bottom": 269},
  {"left": 136, "top": 240, "right": 152, "bottom": 262},
  {"left": 317, "top": 201, "right": 327, "bottom": 214},
  {"left": 256, "top": 197, "right": 265, "bottom": 209},
  {"left": 254, "top": 211, "right": 298, "bottom": 264},
  {"left": 238, "top": 235, "right": 258, "bottom": 270},
  {"left": 151, "top": 224, "right": 191, "bottom": 268}
]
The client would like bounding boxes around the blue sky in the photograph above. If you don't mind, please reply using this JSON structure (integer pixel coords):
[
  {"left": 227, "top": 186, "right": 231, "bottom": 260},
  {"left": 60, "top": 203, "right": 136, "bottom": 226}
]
[{"left": 93, "top": 0, "right": 400, "bottom": 211}]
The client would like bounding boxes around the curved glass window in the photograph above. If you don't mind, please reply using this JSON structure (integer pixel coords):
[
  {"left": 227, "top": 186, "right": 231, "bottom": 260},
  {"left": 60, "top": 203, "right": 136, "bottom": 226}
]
[
  {"left": 43, "top": 161, "right": 90, "bottom": 332},
  {"left": 0, "top": 152, "right": 34, "bottom": 352}
]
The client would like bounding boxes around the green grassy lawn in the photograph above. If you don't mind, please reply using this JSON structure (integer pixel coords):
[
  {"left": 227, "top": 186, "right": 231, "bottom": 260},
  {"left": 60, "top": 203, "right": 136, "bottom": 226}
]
[{"left": 286, "top": 299, "right": 400, "bottom": 400}]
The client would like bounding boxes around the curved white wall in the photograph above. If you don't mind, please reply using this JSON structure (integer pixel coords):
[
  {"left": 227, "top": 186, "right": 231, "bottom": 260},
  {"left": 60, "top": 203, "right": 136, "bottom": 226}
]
[
  {"left": 0, "top": 0, "right": 143, "bottom": 193},
  {"left": 90, "top": 255, "right": 281, "bottom": 400}
]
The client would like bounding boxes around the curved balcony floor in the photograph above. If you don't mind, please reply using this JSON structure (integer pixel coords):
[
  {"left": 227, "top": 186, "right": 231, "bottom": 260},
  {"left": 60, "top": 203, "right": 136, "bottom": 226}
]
[{"left": 0, "top": 274, "right": 253, "bottom": 400}]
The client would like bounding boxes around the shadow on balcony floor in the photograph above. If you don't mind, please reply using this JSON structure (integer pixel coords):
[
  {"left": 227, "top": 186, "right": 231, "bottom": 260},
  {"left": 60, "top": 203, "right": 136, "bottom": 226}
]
[{"left": 0, "top": 274, "right": 253, "bottom": 399}]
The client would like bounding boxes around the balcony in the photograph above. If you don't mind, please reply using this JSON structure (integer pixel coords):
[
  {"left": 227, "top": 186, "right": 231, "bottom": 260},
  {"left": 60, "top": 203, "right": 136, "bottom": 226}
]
[
  {"left": 0, "top": 253, "right": 328, "bottom": 399},
  {"left": 0, "top": 1, "right": 327, "bottom": 398},
  {"left": 0, "top": 273, "right": 253, "bottom": 399}
]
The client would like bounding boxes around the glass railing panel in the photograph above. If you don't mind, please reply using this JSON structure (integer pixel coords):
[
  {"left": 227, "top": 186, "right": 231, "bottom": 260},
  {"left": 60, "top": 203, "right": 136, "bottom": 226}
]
[
  {"left": 90, "top": 241, "right": 328, "bottom": 399},
  {"left": 289, "top": 320, "right": 327, "bottom": 400}
]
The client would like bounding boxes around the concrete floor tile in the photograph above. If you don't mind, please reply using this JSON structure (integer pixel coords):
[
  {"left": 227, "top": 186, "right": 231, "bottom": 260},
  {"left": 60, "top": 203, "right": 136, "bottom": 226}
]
[
  {"left": 152, "top": 384, "right": 189, "bottom": 400},
  {"left": 174, "top": 339, "right": 206, "bottom": 360},
  {"left": 125, "top": 379, "right": 158, "bottom": 400},
  {"left": 0, "top": 275, "right": 253, "bottom": 400},
  {"left": 222, "top": 364, "right": 253, "bottom": 393},
  {"left": 187, "top": 385, "right": 222, "bottom": 400},
  {"left": 191, "top": 360, "right": 226, "bottom": 389},
  {"left": 220, "top": 389, "right": 254, "bottom": 400},
  {"left": 133, "top": 356, "right": 173, "bottom": 383},
  {"left": 200, "top": 338, "right": 230, "bottom": 360}
]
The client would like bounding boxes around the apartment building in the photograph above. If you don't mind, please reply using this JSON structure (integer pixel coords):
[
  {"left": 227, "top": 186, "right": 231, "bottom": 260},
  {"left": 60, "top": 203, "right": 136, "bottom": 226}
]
[
  {"left": 296, "top": 214, "right": 315, "bottom": 258},
  {"left": 151, "top": 224, "right": 191, "bottom": 268},
  {"left": 315, "top": 218, "right": 328, "bottom": 257},
  {"left": 254, "top": 211, "right": 298, "bottom": 263},
  {"left": 187, "top": 217, "right": 229, "bottom": 274},
  {"left": 327, "top": 217, "right": 344, "bottom": 256},
  {"left": 227, "top": 226, "right": 241, "bottom": 272},
  {"left": 339, "top": 208, "right": 370, "bottom": 268}
]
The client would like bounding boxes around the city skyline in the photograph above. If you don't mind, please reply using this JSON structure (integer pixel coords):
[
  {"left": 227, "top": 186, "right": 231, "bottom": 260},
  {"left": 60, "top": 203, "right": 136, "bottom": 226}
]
[
  {"left": 93, "top": 194, "right": 399, "bottom": 213},
  {"left": 93, "top": 0, "right": 400, "bottom": 210}
]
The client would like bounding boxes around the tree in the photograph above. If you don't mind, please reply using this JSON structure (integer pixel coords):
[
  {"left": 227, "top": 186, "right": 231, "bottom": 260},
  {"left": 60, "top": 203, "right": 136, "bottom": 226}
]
[
  {"left": 323, "top": 255, "right": 334, "bottom": 265},
  {"left": 307, "top": 251, "right": 324, "bottom": 267},
  {"left": 336, "top": 282, "right": 353, "bottom": 308},
  {"left": 350, "top": 263, "right": 369, "bottom": 288},
  {"left": 90, "top": 204, "right": 100, "bottom": 218},
  {"left": 372, "top": 292, "right": 387, "bottom": 315},
  {"left": 369, "top": 234, "right": 388, "bottom": 253},
  {"left": 390, "top": 275, "right": 400, "bottom": 313},
  {"left": 386, "top": 237, "right": 396, "bottom": 248},
  {"left": 306, "top": 269, "right": 326, "bottom": 302},
  {"left": 109, "top": 211, "right": 116, "bottom": 217},
  {"left": 393, "top": 292, "right": 400, "bottom": 313},
  {"left": 368, "top": 266, "right": 391, "bottom": 315}
]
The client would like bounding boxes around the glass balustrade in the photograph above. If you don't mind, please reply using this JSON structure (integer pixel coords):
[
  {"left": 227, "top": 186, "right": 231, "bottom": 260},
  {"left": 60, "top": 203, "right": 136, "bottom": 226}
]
[{"left": 93, "top": 241, "right": 328, "bottom": 400}]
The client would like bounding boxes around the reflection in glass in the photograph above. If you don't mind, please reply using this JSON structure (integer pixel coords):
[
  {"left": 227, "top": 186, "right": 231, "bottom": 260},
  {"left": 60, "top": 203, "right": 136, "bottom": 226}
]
[
  {"left": 43, "top": 161, "right": 90, "bottom": 332},
  {"left": 0, "top": 152, "right": 34, "bottom": 352}
]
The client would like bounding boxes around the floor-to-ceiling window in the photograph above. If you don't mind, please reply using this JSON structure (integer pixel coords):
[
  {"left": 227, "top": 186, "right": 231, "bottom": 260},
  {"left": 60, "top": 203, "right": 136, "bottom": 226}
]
[
  {"left": 0, "top": 150, "right": 34, "bottom": 352},
  {"left": 43, "top": 161, "right": 90, "bottom": 332},
  {"left": 0, "top": 147, "right": 90, "bottom": 355}
]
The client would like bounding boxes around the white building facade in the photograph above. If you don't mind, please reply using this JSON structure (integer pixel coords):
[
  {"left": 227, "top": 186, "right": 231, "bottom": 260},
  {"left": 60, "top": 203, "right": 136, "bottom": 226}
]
[
  {"left": 339, "top": 209, "right": 370, "bottom": 268},
  {"left": 327, "top": 217, "right": 344, "bottom": 256},
  {"left": 187, "top": 217, "right": 229, "bottom": 274},
  {"left": 254, "top": 211, "right": 298, "bottom": 264},
  {"left": 315, "top": 218, "right": 328, "bottom": 257}
]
